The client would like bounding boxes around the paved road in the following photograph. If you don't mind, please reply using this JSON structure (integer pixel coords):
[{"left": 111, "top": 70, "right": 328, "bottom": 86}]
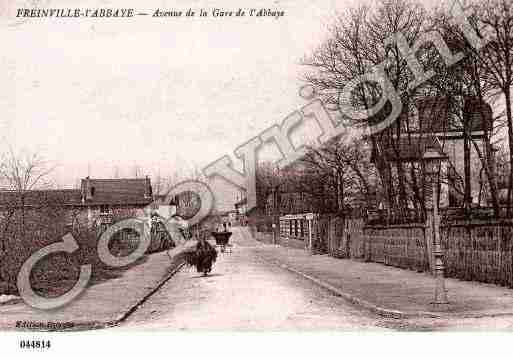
[{"left": 116, "top": 227, "right": 392, "bottom": 331}]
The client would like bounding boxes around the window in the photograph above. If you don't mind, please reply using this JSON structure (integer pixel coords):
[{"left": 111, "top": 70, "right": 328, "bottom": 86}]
[{"left": 100, "top": 205, "right": 110, "bottom": 214}]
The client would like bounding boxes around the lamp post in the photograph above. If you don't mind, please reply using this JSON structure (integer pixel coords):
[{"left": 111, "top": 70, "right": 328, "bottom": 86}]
[{"left": 423, "top": 147, "right": 449, "bottom": 306}]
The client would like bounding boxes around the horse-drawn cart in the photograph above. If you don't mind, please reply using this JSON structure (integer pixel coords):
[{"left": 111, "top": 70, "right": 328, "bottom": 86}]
[{"left": 211, "top": 231, "right": 232, "bottom": 253}]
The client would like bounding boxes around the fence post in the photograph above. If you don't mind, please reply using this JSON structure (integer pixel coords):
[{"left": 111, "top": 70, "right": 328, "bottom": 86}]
[
  {"left": 272, "top": 215, "right": 279, "bottom": 245},
  {"left": 329, "top": 216, "right": 335, "bottom": 256},
  {"left": 306, "top": 213, "right": 314, "bottom": 254},
  {"left": 364, "top": 234, "right": 371, "bottom": 262}
]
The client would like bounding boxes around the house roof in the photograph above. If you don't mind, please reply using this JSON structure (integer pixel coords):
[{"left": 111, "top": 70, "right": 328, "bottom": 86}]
[
  {"left": 416, "top": 96, "right": 492, "bottom": 133},
  {"left": 0, "top": 189, "right": 82, "bottom": 208},
  {"left": 0, "top": 178, "right": 155, "bottom": 209},
  {"left": 81, "top": 178, "right": 152, "bottom": 206},
  {"left": 374, "top": 136, "right": 446, "bottom": 163}
]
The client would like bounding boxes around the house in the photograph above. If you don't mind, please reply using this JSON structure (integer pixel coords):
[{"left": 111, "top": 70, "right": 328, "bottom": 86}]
[
  {"left": 372, "top": 96, "right": 494, "bottom": 209},
  {"left": 215, "top": 210, "right": 237, "bottom": 227},
  {"left": 234, "top": 197, "right": 248, "bottom": 224},
  {"left": 264, "top": 183, "right": 338, "bottom": 216},
  {"left": 149, "top": 193, "right": 178, "bottom": 220},
  {"left": 79, "top": 177, "right": 153, "bottom": 228},
  {"left": 0, "top": 177, "right": 156, "bottom": 232}
]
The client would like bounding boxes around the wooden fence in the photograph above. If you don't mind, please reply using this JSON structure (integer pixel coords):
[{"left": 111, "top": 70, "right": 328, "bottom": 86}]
[
  {"left": 362, "top": 226, "right": 429, "bottom": 272},
  {"left": 441, "top": 223, "right": 513, "bottom": 286},
  {"left": 310, "top": 215, "right": 513, "bottom": 288},
  {"left": 251, "top": 211, "right": 513, "bottom": 288}
]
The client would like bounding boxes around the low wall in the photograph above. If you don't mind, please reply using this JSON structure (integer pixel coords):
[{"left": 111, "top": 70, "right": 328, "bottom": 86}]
[
  {"left": 277, "top": 235, "right": 307, "bottom": 250},
  {"left": 253, "top": 230, "right": 307, "bottom": 250},
  {"left": 254, "top": 231, "right": 274, "bottom": 244}
]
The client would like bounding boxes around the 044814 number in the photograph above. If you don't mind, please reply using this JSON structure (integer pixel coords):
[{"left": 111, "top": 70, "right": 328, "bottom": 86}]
[{"left": 19, "top": 340, "right": 51, "bottom": 349}]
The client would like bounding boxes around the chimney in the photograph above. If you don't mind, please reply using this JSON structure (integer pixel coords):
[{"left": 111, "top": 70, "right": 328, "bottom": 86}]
[
  {"left": 84, "top": 176, "right": 93, "bottom": 201},
  {"left": 144, "top": 175, "right": 152, "bottom": 199}
]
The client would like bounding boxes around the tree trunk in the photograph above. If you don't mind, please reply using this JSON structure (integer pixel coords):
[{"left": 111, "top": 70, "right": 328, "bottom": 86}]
[
  {"left": 336, "top": 171, "right": 344, "bottom": 213},
  {"left": 463, "top": 122, "right": 472, "bottom": 213},
  {"left": 471, "top": 66, "right": 500, "bottom": 217},
  {"left": 409, "top": 162, "right": 425, "bottom": 220},
  {"left": 397, "top": 162, "right": 409, "bottom": 217},
  {"left": 505, "top": 89, "right": 513, "bottom": 216},
  {"left": 471, "top": 138, "right": 500, "bottom": 217}
]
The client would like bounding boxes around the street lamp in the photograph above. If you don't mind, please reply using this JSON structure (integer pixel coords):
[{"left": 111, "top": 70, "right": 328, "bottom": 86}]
[{"left": 423, "top": 146, "right": 449, "bottom": 306}]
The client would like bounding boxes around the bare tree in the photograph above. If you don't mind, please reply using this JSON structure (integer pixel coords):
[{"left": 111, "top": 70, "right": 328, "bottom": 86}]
[
  {"left": 133, "top": 164, "right": 141, "bottom": 178},
  {"left": 429, "top": 0, "right": 512, "bottom": 216},
  {"left": 474, "top": 0, "right": 513, "bottom": 213},
  {"left": 255, "top": 162, "right": 285, "bottom": 214},
  {"left": 0, "top": 147, "right": 57, "bottom": 291},
  {"left": 439, "top": 0, "right": 513, "bottom": 212},
  {"left": 0, "top": 147, "right": 55, "bottom": 238},
  {"left": 302, "top": 134, "right": 376, "bottom": 212},
  {"left": 303, "top": 0, "right": 432, "bottom": 217}
]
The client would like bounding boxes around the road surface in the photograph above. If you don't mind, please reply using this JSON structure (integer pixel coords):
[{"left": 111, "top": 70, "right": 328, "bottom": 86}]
[{"left": 116, "top": 227, "right": 393, "bottom": 331}]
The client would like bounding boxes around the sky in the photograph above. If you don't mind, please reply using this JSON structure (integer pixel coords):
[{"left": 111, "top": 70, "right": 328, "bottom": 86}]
[
  {"left": 0, "top": 0, "right": 358, "bottom": 209},
  {"left": 0, "top": 0, "right": 457, "bottom": 210}
]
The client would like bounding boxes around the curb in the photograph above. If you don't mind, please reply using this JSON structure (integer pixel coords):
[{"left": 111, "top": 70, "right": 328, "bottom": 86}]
[
  {"left": 97, "top": 248, "right": 190, "bottom": 331},
  {"left": 247, "top": 228, "right": 513, "bottom": 321},
  {"left": 275, "top": 261, "right": 441, "bottom": 319},
  {"left": 111, "top": 261, "right": 186, "bottom": 327},
  {"left": 246, "top": 233, "right": 439, "bottom": 319},
  {"left": 262, "top": 254, "right": 513, "bottom": 320},
  {"left": 14, "top": 247, "right": 190, "bottom": 332}
]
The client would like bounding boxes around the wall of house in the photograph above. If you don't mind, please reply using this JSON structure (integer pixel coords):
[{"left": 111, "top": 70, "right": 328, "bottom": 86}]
[
  {"left": 71, "top": 205, "right": 148, "bottom": 229},
  {"left": 441, "top": 136, "right": 488, "bottom": 206}
]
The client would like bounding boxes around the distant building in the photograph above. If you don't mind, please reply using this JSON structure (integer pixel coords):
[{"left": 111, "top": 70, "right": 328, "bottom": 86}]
[
  {"left": 234, "top": 197, "right": 248, "bottom": 224},
  {"left": 0, "top": 176, "right": 155, "bottom": 233},
  {"left": 150, "top": 193, "right": 178, "bottom": 220},
  {"left": 215, "top": 210, "right": 237, "bottom": 227}
]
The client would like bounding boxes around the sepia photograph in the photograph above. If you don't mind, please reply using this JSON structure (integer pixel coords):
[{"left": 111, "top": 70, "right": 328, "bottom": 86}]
[{"left": 1, "top": 0, "right": 513, "bottom": 356}]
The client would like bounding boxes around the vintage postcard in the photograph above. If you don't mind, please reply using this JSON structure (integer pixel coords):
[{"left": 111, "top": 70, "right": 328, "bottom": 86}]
[{"left": 1, "top": 0, "right": 513, "bottom": 356}]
